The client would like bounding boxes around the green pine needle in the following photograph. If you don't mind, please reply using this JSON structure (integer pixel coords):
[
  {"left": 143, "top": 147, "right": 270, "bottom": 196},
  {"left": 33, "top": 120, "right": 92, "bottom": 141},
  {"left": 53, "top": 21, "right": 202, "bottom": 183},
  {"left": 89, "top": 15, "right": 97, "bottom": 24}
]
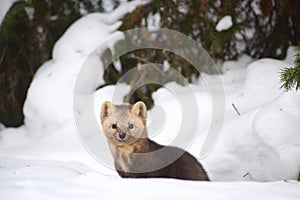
[{"left": 280, "top": 45, "right": 300, "bottom": 91}]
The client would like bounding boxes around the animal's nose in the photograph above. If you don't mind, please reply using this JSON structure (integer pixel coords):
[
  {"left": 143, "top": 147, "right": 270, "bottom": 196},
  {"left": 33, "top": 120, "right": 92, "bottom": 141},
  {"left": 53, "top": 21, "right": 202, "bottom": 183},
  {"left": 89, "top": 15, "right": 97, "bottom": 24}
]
[{"left": 119, "top": 132, "right": 126, "bottom": 140}]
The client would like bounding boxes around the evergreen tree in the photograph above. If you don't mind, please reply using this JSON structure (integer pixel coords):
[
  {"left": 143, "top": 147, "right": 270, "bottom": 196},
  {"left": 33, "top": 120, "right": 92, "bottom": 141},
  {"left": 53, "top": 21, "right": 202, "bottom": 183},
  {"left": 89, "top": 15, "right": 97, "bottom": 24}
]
[
  {"left": 0, "top": 0, "right": 119, "bottom": 127},
  {"left": 280, "top": 44, "right": 300, "bottom": 91},
  {"left": 1, "top": 0, "right": 300, "bottom": 127},
  {"left": 107, "top": 0, "right": 300, "bottom": 107}
]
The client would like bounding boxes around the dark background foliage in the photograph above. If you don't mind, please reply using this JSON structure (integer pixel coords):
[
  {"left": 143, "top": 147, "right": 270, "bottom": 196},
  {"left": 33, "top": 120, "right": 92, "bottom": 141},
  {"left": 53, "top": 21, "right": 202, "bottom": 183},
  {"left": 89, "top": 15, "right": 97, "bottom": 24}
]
[
  {"left": 0, "top": 0, "right": 118, "bottom": 127},
  {"left": 0, "top": 0, "right": 299, "bottom": 127}
]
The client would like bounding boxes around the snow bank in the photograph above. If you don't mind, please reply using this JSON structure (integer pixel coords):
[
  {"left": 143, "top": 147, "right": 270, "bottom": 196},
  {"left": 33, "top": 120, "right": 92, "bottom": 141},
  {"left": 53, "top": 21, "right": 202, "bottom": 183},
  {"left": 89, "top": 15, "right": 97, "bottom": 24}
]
[
  {"left": 0, "top": 178, "right": 299, "bottom": 200},
  {"left": 202, "top": 58, "right": 300, "bottom": 181},
  {"left": 150, "top": 57, "right": 300, "bottom": 181},
  {"left": 52, "top": 0, "right": 146, "bottom": 61},
  {"left": 23, "top": 0, "right": 147, "bottom": 136}
]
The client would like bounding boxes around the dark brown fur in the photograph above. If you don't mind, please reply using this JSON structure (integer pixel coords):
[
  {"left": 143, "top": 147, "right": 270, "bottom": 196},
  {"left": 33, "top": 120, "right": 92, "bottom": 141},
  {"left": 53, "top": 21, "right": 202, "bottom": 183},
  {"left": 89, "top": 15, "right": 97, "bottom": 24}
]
[{"left": 100, "top": 101, "right": 209, "bottom": 181}]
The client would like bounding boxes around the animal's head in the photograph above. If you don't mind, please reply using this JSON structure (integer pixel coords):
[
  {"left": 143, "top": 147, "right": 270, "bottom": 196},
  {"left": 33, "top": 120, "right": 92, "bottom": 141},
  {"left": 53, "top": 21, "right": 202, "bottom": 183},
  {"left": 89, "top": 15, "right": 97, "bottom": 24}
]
[{"left": 100, "top": 101, "right": 147, "bottom": 146}]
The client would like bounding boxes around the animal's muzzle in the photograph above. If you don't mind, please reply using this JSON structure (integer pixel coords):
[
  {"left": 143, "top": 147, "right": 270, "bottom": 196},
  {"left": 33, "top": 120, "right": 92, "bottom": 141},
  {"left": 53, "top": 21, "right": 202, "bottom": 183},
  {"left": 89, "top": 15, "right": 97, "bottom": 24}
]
[{"left": 118, "top": 132, "right": 126, "bottom": 140}]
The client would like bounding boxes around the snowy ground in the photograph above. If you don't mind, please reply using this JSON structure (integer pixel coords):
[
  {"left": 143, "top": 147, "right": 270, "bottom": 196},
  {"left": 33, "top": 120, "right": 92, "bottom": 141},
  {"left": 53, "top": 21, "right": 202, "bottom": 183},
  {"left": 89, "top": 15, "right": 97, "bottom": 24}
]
[{"left": 1, "top": 1, "right": 300, "bottom": 199}]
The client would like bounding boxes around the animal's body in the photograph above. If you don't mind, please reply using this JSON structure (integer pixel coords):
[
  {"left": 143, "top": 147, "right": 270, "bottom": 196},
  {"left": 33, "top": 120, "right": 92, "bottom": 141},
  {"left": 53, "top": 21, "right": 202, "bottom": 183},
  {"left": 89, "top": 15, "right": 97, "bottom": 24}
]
[{"left": 100, "top": 101, "right": 209, "bottom": 181}]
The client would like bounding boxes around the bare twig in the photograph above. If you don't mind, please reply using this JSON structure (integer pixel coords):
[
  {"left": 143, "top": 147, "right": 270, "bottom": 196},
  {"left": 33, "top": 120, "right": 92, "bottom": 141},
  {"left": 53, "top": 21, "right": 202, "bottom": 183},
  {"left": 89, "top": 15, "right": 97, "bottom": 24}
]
[
  {"left": 242, "top": 172, "right": 249, "bottom": 178},
  {"left": 232, "top": 103, "right": 241, "bottom": 116}
]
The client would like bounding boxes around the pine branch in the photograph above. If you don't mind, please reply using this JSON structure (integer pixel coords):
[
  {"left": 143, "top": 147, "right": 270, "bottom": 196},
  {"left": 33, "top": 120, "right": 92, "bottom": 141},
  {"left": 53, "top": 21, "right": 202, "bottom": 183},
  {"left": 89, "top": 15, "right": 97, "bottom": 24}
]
[{"left": 280, "top": 44, "right": 300, "bottom": 91}]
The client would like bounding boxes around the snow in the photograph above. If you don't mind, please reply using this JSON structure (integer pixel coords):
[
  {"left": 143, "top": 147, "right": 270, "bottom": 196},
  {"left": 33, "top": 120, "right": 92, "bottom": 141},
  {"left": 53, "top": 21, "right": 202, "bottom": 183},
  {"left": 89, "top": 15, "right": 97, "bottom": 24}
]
[
  {"left": 0, "top": 0, "right": 18, "bottom": 26},
  {"left": 1, "top": 1, "right": 300, "bottom": 199},
  {"left": 202, "top": 58, "right": 300, "bottom": 181},
  {"left": 284, "top": 46, "right": 297, "bottom": 65},
  {"left": 23, "top": 0, "right": 147, "bottom": 135},
  {"left": 52, "top": 0, "right": 146, "bottom": 61},
  {"left": 216, "top": 15, "right": 233, "bottom": 32},
  {"left": 0, "top": 178, "right": 299, "bottom": 200},
  {"left": 251, "top": 0, "right": 262, "bottom": 16}
]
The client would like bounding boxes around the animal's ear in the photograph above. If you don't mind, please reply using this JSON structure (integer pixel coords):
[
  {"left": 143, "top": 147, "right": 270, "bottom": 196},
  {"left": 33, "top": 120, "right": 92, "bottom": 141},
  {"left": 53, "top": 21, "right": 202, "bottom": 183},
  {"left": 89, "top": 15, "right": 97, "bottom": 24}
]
[
  {"left": 131, "top": 101, "right": 147, "bottom": 121},
  {"left": 101, "top": 101, "right": 113, "bottom": 123}
]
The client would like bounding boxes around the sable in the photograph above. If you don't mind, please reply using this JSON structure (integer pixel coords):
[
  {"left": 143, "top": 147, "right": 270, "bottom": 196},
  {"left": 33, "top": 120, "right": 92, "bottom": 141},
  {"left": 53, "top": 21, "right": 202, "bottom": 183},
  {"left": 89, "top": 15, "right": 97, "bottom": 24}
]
[{"left": 100, "top": 101, "right": 209, "bottom": 181}]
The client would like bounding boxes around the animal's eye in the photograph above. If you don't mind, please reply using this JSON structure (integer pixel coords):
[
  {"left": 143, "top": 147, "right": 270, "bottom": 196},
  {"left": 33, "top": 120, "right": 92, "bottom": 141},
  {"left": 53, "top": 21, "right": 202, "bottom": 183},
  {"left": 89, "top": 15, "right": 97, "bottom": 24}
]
[
  {"left": 128, "top": 123, "right": 134, "bottom": 129},
  {"left": 112, "top": 124, "right": 117, "bottom": 129}
]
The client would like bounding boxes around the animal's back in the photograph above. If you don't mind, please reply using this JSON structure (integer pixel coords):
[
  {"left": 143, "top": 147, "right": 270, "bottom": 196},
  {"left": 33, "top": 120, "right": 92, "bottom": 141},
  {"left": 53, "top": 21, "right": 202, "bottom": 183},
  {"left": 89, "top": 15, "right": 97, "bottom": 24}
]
[{"left": 117, "top": 139, "right": 209, "bottom": 181}]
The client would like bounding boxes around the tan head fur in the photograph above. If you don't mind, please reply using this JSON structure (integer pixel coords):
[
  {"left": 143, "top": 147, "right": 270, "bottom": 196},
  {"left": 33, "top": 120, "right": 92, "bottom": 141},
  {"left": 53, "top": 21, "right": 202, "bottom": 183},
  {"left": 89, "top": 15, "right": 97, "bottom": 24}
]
[{"left": 100, "top": 101, "right": 147, "bottom": 147}]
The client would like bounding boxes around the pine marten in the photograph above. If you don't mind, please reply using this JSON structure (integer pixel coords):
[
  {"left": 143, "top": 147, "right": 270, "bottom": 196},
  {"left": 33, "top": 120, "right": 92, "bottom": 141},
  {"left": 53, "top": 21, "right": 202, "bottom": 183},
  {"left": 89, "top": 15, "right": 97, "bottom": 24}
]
[{"left": 100, "top": 101, "right": 209, "bottom": 181}]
